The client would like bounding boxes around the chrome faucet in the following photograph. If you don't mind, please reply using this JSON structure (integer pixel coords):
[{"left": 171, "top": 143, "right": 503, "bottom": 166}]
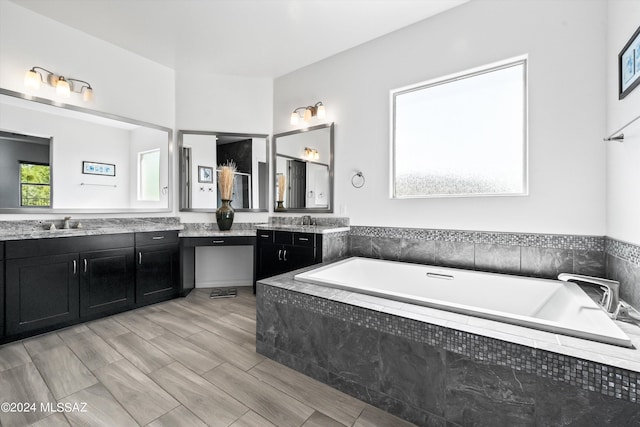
[
  {"left": 62, "top": 216, "right": 72, "bottom": 229},
  {"left": 558, "top": 273, "right": 621, "bottom": 318},
  {"left": 302, "top": 215, "right": 312, "bottom": 226}
]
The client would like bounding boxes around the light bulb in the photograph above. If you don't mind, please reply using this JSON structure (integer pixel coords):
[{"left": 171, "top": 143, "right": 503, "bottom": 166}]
[
  {"left": 316, "top": 104, "right": 326, "bottom": 119},
  {"left": 303, "top": 108, "right": 312, "bottom": 122},
  {"left": 56, "top": 77, "right": 71, "bottom": 97},
  {"left": 290, "top": 112, "right": 299, "bottom": 125},
  {"left": 82, "top": 87, "right": 93, "bottom": 102},
  {"left": 24, "top": 69, "right": 41, "bottom": 90}
]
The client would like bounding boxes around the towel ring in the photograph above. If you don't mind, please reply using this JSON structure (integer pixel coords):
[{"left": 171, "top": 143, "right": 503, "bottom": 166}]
[{"left": 351, "top": 171, "right": 365, "bottom": 188}]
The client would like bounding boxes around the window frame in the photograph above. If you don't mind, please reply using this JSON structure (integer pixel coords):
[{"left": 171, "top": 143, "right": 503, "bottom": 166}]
[
  {"left": 19, "top": 161, "right": 51, "bottom": 207},
  {"left": 390, "top": 56, "right": 529, "bottom": 199}
]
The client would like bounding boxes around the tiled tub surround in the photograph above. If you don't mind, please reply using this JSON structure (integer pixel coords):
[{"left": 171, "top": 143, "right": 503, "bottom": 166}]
[
  {"left": 256, "top": 274, "right": 640, "bottom": 426},
  {"left": 349, "top": 226, "right": 640, "bottom": 311}
]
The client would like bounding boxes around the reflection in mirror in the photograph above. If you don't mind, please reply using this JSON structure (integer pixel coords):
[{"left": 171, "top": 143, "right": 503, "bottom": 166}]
[
  {"left": 0, "top": 89, "right": 172, "bottom": 213},
  {"left": 178, "top": 131, "right": 269, "bottom": 212},
  {"left": 273, "top": 122, "right": 334, "bottom": 213}
]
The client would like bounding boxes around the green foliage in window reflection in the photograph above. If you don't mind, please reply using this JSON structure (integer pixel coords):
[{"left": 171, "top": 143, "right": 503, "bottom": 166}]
[{"left": 20, "top": 163, "right": 51, "bottom": 207}]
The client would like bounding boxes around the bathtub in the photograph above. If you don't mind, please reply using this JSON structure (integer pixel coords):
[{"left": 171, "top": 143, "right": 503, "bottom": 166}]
[{"left": 294, "top": 257, "right": 633, "bottom": 348}]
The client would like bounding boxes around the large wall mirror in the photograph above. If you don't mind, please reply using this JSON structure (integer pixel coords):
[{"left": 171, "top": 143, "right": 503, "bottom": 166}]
[
  {"left": 178, "top": 130, "right": 269, "bottom": 212},
  {"left": 0, "top": 89, "right": 172, "bottom": 213},
  {"left": 273, "top": 123, "right": 334, "bottom": 213}
]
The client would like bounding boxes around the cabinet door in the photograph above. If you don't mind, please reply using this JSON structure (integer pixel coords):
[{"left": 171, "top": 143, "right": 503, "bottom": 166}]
[
  {"left": 0, "top": 244, "right": 4, "bottom": 339},
  {"left": 80, "top": 248, "right": 135, "bottom": 318},
  {"left": 136, "top": 243, "right": 179, "bottom": 305},
  {"left": 5, "top": 254, "right": 79, "bottom": 335},
  {"left": 287, "top": 246, "right": 317, "bottom": 271}
]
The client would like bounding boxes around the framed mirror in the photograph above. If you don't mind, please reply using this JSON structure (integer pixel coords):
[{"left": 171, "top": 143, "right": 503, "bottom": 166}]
[
  {"left": 273, "top": 122, "right": 334, "bottom": 213},
  {"left": 178, "top": 130, "right": 269, "bottom": 212},
  {"left": 0, "top": 89, "right": 172, "bottom": 213}
]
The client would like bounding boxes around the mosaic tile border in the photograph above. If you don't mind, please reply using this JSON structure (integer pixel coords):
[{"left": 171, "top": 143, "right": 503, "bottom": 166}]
[
  {"left": 349, "top": 225, "right": 605, "bottom": 251},
  {"left": 260, "top": 284, "right": 639, "bottom": 404},
  {"left": 606, "top": 237, "right": 640, "bottom": 267}
]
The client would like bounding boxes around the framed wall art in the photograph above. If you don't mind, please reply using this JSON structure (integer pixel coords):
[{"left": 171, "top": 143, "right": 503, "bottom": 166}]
[
  {"left": 198, "top": 165, "right": 214, "bottom": 183},
  {"left": 619, "top": 25, "right": 640, "bottom": 99},
  {"left": 82, "top": 161, "right": 115, "bottom": 176}
]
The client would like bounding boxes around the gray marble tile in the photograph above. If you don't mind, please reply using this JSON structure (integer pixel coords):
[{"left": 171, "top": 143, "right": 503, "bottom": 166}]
[
  {"left": 204, "top": 362, "right": 315, "bottom": 427},
  {"left": 325, "top": 316, "right": 380, "bottom": 390},
  {"left": 535, "top": 376, "right": 640, "bottom": 426},
  {"left": 444, "top": 351, "right": 536, "bottom": 426},
  {"left": 474, "top": 243, "right": 521, "bottom": 273},
  {"left": 147, "top": 405, "right": 209, "bottom": 427},
  {"left": 607, "top": 254, "right": 640, "bottom": 310},
  {"left": 31, "top": 345, "right": 98, "bottom": 399},
  {"left": 434, "top": 241, "right": 474, "bottom": 268},
  {"left": 379, "top": 332, "right": 445, "bottom": 417},
  {"left": 149, "top": 362, "right": 247, "bottom": 427},
  {"left": 322, "top": 232, "right": 349, "bottom": 262},
  {"left": 94, "top": 358, "right": 179, "bottom": 425},
  {"left": 59, "top": 383, "right": 138, "bottom": 427},
  {"left": 400, "top": 238, "right": 435, "bottom": 265},
  {"left": 372, "top": 237, "right": 402, "bottom": 260},
  {"left": 107, "top": 332, "right": 174, "bottom": 374},
  {"left": 0, "top": 362, "right": 55, "bottom": 427},
  {"left": 520, "top": 246, "right": 574, "bottom": 278},
  {"left": 573, "top": 249, "right": 606, "bottom": 277},
  {"left": 349, "top": 235, "right": 372, "bottom": 258}
]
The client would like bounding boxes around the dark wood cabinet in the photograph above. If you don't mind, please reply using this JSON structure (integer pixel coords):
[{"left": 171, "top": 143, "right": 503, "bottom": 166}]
[
  {"left": 5, "top": 252, "right": 79, "bottom": 336},
  {"left": 80, "top": 246, "right": 135, "bottom": 318},
  {"left": 136, "top": 231, "right": 180, "bottom": 306},
  {"left": 0, "top": 242, "right": 4, "bottom": 339},
  {"left": 256, "top": 230, "right": 322, "bottom": 280}
]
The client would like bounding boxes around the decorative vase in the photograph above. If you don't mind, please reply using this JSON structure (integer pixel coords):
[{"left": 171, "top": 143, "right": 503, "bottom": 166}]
[
  {"left": 275, "top": 200, "right": 286, "bottom": 212},
  {"left": 216, "top": 199, "right": 234, "bottom": 230}
]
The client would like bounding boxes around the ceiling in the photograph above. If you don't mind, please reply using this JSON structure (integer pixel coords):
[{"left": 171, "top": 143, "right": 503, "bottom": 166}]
[{"left": 10, "top": 0, "right": 469, "bottom": 78}]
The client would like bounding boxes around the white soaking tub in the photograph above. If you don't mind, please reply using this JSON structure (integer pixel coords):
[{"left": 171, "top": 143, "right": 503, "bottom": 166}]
[{"left": 294, "top": 257, "right": 633, "bottom": 348}]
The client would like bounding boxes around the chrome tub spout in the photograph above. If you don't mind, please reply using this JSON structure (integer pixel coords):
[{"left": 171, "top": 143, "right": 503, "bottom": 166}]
[{"left": 558, "top": 273, "right": 621, "bottom": 318}]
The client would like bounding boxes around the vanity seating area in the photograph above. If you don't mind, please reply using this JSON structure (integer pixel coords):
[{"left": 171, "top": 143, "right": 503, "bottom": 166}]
[{"left": 0, "top": 217, "right": 349, "bottom": 344}]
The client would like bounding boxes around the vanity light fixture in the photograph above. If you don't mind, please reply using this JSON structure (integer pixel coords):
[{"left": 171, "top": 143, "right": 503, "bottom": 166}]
[
  {"left": 24, "top": 66, "right": 94, "bottom": 101},
  {"left": 290, "top": 101, "right": 326, "bottom": 125},
  {"left": 304, "top": 147, "right": 320, "bottom": 160}
]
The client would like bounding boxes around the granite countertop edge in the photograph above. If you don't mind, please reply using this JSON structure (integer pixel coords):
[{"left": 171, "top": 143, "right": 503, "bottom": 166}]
[{"left": 0, "top": 224, "right": 184, "bottom": 241}]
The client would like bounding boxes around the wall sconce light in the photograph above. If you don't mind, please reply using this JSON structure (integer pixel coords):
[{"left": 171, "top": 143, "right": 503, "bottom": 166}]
[
  {"left": 304, "top": 147, "right": 320, "bottom": 160},
  {"left": 24, "top": 66, "right": 94, "bottom": 101},
  {"left": 290, "top": 101, "right": 326, "bottom": 125}
]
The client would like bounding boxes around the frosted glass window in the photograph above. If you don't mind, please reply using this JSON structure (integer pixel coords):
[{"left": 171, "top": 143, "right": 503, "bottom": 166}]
[
  {"left": 391, "top": 58, "right": 527, "bottom": 198},
  {"left": 138, "top": 149, "right": 160, "bottom": 201}
]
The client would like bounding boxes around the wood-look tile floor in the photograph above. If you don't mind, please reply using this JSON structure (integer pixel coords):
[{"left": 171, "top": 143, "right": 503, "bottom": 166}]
[{"left": 0, "top": 287, "right": 416, "bottom": 427}]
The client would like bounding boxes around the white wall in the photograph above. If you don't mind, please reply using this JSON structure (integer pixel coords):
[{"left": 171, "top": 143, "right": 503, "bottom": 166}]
[
  {"left": 274, "top": 0, "right": 608, "bottom": 235},
  {"left": 0, "top": 0, "right": 175, "bottom": 219},
  {"left": 606, "top": 0, "right": 640, "bottom": 245}
]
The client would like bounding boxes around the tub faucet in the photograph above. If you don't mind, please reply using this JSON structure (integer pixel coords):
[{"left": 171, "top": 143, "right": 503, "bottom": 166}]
[{"left": 558, "top": 273, "right": 621, "bottom": 319}]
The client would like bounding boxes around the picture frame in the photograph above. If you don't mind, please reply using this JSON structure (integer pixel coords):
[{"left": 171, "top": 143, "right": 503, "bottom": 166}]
[
  {"left": 619, "top": 25, "right": 640, "bottom": 99},
  {"left": 82, "top": 161, "right": 115, "bottom": 176},
  {"left": 198, "top": 165, "right": 214, "bottom": 183}
]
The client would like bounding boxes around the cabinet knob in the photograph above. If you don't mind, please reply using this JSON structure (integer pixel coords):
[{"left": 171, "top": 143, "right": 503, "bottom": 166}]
[{"left": 152, "top": 236, "right": 165, "bottom": 240}]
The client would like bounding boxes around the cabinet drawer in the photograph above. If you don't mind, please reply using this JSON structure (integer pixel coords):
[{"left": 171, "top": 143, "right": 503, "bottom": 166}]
[
  {"left": 274, "top": 231, "right": 294, "bottom": 245},
  {"left": 6, "top": 233, "right": 134, "bottom": 259},
  {"left": 293, "top": 232, "right": 315, "bottom": 247},
  {"left": 257, "top": 229, "right": 274, "bottom": 243},
  {"left": 135, "top": 231, "right": 179, "bottom": 246},
  {"left": 182, "top": 236, "right": 255, "bottom": 247}
]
